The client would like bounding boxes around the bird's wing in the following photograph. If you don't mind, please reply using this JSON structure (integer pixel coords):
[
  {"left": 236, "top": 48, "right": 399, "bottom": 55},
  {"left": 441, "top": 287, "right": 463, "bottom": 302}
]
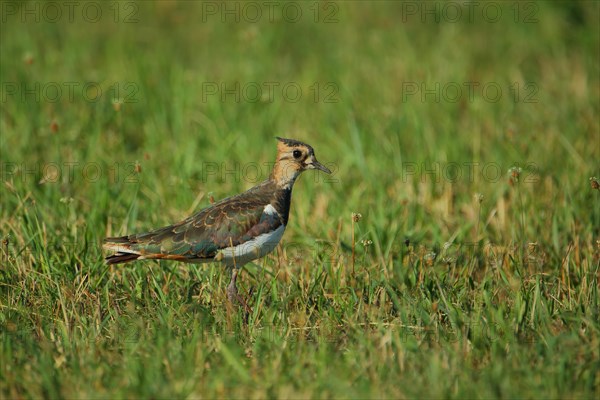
[{"left": 104, "top": 198, "right": 283, "bottom": 264}]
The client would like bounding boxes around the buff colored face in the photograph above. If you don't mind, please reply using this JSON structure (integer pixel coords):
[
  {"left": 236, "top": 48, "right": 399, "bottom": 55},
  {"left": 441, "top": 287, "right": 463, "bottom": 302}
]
[{"left": 277, "top": 143, "right": 331, "bottom": 174}]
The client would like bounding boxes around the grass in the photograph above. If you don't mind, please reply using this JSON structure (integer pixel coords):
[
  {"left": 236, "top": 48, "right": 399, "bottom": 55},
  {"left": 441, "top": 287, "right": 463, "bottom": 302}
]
[{"left": 1, "top": 1, "right": 599, "bottom": 398}]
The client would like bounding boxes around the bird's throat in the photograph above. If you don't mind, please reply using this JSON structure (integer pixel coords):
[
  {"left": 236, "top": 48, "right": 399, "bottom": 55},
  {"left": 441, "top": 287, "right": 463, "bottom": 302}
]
[{"left": 271, "top": 160, "right": 301, "bottom": 190}]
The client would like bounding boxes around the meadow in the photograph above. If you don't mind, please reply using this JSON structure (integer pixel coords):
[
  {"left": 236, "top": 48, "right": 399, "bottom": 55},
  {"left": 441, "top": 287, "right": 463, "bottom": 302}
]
[{"left": 1, "top": 1, "right": 599, "bottom": 398}]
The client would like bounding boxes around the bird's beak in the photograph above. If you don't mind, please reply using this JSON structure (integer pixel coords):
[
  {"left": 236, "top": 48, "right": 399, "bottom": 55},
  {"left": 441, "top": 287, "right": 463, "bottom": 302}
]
[{"left": 308, "top": 158, "right": 332, "bottom": 174}]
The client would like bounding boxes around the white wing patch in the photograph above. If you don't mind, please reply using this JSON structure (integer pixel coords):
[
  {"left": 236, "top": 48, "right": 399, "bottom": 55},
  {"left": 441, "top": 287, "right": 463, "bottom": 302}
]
[{"left": 263, "top": 204, "right": 278, "bottom": 215}]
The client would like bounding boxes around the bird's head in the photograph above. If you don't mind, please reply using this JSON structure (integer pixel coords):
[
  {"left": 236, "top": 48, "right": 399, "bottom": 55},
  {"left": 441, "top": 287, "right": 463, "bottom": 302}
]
[{"left": 272, "top": 137, "right": 331, "bottom": 188}]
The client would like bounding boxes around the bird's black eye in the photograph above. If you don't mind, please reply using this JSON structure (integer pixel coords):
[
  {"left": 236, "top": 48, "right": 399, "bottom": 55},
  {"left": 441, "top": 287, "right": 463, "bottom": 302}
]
[{"left": 293, "top": 150, "right": 302, "bottom": 159}]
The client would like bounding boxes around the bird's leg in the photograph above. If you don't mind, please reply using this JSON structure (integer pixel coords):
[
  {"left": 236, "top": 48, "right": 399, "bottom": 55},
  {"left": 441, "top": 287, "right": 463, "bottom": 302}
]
[
  {"left": 226, "top": 268, "right": 253, "bottom": 321},
  {"left": 227, "top": 268, "right": 239, "bottom": 304}
]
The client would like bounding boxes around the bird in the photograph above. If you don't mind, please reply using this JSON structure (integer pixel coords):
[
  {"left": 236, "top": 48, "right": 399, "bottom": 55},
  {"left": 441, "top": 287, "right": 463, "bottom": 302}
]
[{"left": 103, "top": 137, "right": 331, "bottom": 303}]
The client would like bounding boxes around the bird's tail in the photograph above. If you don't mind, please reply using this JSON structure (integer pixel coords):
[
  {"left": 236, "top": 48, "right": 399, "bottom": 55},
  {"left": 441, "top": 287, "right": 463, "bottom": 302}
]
[{"left": 103, "top": 236, "right": 142, "bottom": 265}]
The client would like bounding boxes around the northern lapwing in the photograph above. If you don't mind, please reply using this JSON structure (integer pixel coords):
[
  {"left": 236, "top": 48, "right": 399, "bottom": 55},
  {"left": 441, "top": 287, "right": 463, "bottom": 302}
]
[{"left": 103, "top": 137, "right": 331, "bottom": 303}]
